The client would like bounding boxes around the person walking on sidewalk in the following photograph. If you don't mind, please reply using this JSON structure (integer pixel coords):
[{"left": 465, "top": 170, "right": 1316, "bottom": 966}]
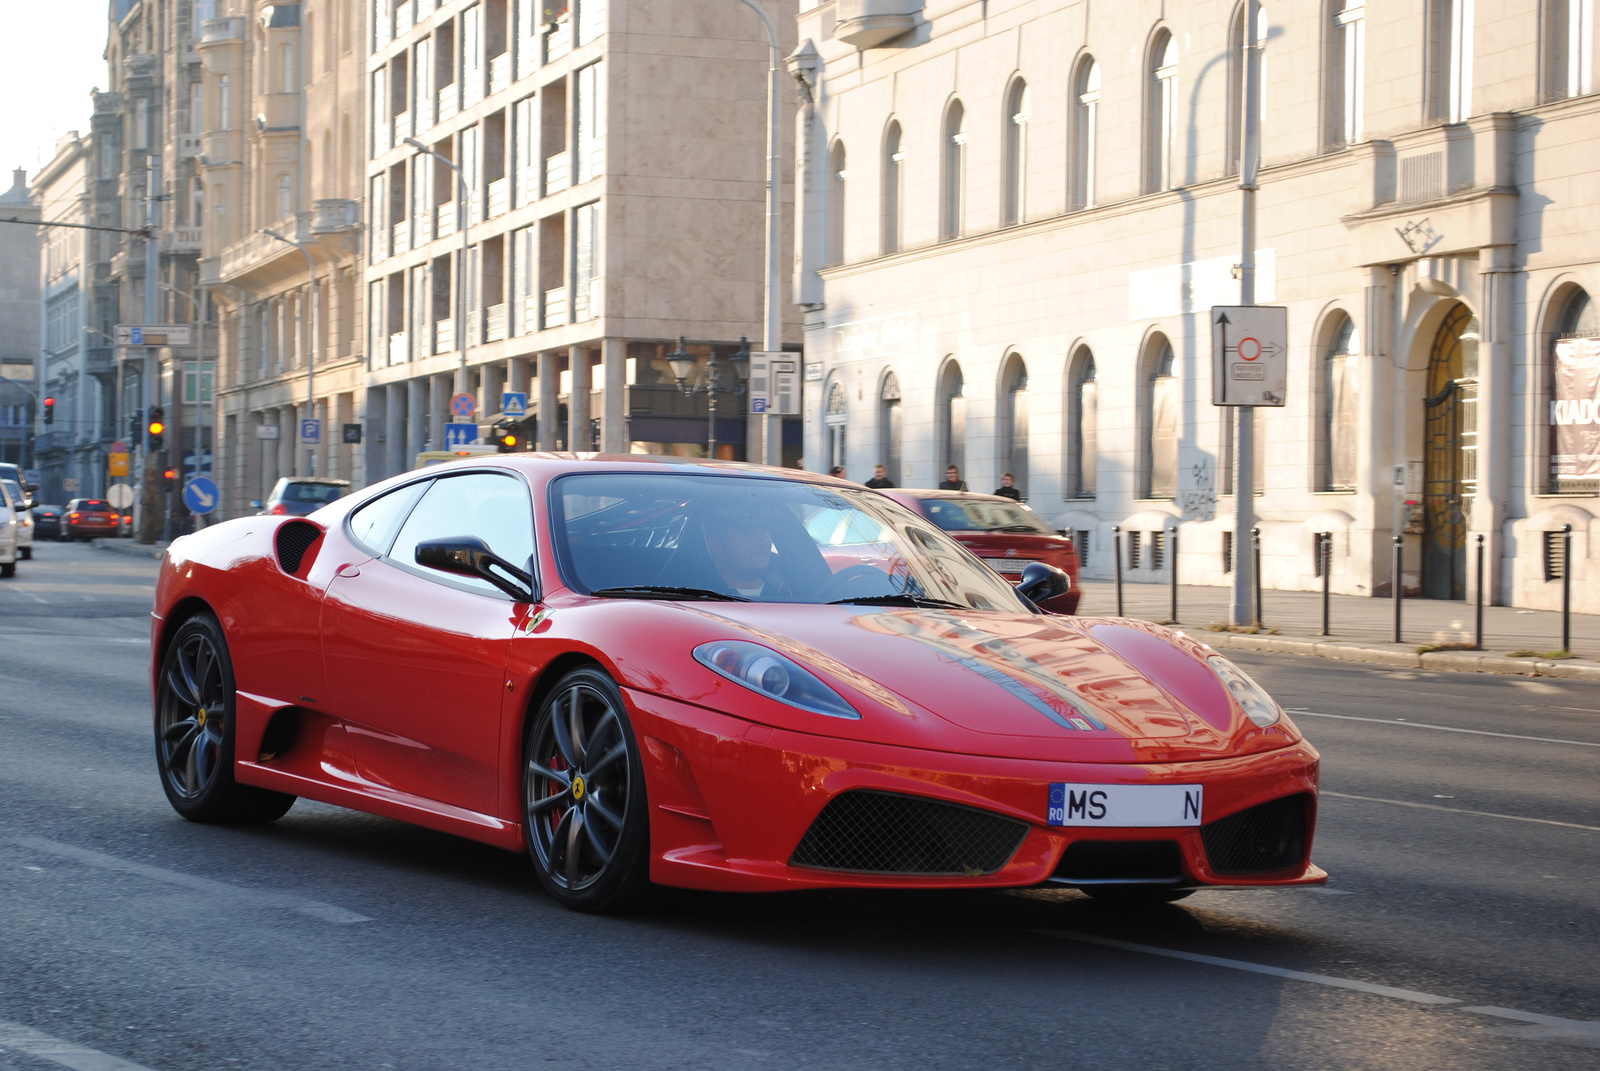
[
  {"left": 993, "top": 472, "right": 1022, "bottom": 500},
  {"left": 865, "top": 464, "right": 895, "bottom": 489},
  {"left": 939, "top": 466, "right": 968, "bottom": 491}
]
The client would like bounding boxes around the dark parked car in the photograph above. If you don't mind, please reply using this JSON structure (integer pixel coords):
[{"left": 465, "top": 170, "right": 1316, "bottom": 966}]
[
  {"left": 63, "top": 499, "right": 122, "bottom": 540},
  {"left": 877, "top": 488, "right": 1081, "bottom": 615},
  {"left": 257, "top": 477, "right": 350, "bottom": 516},
  {"left": 31, "top": 505, "right": 64, "bottom": 540}
]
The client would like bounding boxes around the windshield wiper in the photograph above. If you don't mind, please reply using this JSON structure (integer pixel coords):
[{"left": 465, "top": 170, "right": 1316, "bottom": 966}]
[
  {"left": 589, "top": 585, "right": 751, "bottom": 602},
  {"left": 829, "top": 593, "right": 967, "bottom": 609}
]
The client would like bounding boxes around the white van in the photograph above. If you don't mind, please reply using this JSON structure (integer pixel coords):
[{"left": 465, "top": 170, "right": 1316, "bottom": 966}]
[{"left": 0, "top": 479, "right": 19, "bottom": 578}]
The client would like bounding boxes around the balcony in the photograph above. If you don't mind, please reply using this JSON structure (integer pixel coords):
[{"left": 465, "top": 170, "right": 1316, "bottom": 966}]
[
  {"left": 374, "top": 121, "right": 392, "bottom": 156},
  {"left": 396, "top": 0, "right": 413, "bottom": 33},
  {"left": 414, "top": 212, "right": 434, "bottom": 244},
  {"left": 394, "top": 111, "right": 412, "bottom": 144},
  {"left": 217, "top": 212, "right": 311, "bottom": 282},
  {"left": 434, "top": 319, "right": 454, "bottom": 353},
  {"left": 545, "top": 18, "right": 572, "bottom": 62},
  {"left": 572, "top": 277, "right": 598, "bottom": 322},
  {"left": 543, "top": 287, "right": 567, "bottom": 329},
  {"left": 487, "top": 178, "right": 508, "bottom": 218},
  {"left": 391, "top": 220, "right": 410, "bottom": 255},
  {"left": 437, "top": 89, "right": 458, "bottom": 123},
  {"left": 199, "top": 16, "right": 246, "bottom": 45},
  {"left": 436, "top": 205, "right": 456, "bottom": 238},
  {"left": 161, "top": 227, "right": 203, "bottom": 254},
  {"left": 463, "top": 69, "right": 484, "bottom": 109},
  {"left": 490, "top": 53, "right": 511, "bottom": 94},
  {"left": 485, "top": 303, "right": 507, "bottom": 342},
  {"left": 371, "top": 221, "right": 389, "bottom": 262},
  {"left": 833, "top": 0, "right": 920, "bottom": 48},
  {"left": 417, "top": 95, "right": 435, "bottom": 132},
  {"left": 388, "top": 331, "right": 409, "bottom": 366},
  {"left": 544, "top": 152, "right": 569, "bottom": 196},
  {"left": 311, "top": 199, "right": 360, "bottom": 233},
  {"left": 177, "top": 134, "right": 202, "bottom": 158},
  {"left": 179, "top": 41, "right": 201, "bottom": 65},
  {"left": 522, "top": 294, "right": 539, "bottom": 335}
]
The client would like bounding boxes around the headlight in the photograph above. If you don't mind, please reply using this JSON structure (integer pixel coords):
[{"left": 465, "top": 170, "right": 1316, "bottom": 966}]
[
  {"left": 1206, "top": 655, "right": 1282, "bottom": 728},
  {"left": 694, "top": 640, "right": 860, "bottom": 720}
]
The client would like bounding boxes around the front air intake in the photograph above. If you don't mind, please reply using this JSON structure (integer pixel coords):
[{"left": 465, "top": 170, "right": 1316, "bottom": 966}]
[
  {"left": 1201, "top": 794, "right": 1308, "bottom": 876},
  {"left": 1053, "top": 840, "right": 1184, "bottom": 884},
  {"left": 274, "top": 520, "right": 322, "bottom": 575},
  {"left": 789, "top": 790, "right": 1029, "bottom": 876}
]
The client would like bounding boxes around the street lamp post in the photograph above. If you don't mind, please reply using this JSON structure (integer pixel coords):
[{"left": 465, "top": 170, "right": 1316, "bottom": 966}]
[
  {"left": 735, "top": 0, "right": 782, "bottom": 465},
  {"left": 260, "top": 228, "right": 318, "bottom": 476},
  {"left": 160, "top": 283, "right": 209, "bottom": 489},
  {"left": 667, "top": 335, "right": 748, "bottom": 460},
  {"left": 403, "top": 137, "right": 472, "bottom": 396}
]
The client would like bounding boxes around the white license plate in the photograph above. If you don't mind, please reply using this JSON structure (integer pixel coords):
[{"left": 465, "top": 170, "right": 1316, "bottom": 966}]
[
  {"left": 982, "top": 557, "right": 1038, "bottom": 575},
  {"left": 1047, "top": 783, "right": 1203, "bottom": 827}
]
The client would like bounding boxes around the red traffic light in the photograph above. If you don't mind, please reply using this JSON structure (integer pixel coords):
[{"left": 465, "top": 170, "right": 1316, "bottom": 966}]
[
  {"left": 44, "top": 397, "right": 54, "bottom": 406},
  {"left": 163, "top": 468, "right": 177, "bottom": 481}
]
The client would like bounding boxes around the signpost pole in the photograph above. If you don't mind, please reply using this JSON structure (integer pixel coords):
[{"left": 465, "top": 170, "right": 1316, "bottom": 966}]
[{"left": 1230, "top": 0, "right": 1262, "bottom": 628}]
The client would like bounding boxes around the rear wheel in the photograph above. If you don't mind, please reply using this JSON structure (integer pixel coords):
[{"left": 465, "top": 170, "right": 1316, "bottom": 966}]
[
  {"left": 155, "top": 613, "right": 295, "bottom": 823},
  {"left": 0, "top": 562, "right": 13, "bottom": 579},
  {"left": 523, "top": 667, "right": 650, "bottom": 912},
  {"left": 19, "top": 547, "right": 30, "bottom": 560}
]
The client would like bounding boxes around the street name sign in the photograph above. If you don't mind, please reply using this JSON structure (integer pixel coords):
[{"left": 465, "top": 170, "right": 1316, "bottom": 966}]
[
  {"left": 502, "top": 391, "right": 528, "bottom": 418},
  {"left": 256, "top": 424, "right": 281, "bottom": 440},
  {"left": 748, "top": 353, "right": 799, "bottom": 416},
  {"left": 444, "top": 422, "right": 480, "bottom": 448},
  {"left": 115, "top": 324, "right": 195, "bottom": 348},
  {"left": 1210, "top": 305, "right": 1288, "bottom": 407},
  {"left": 184, "top": 477, "right": 220, "bottom": 515}
]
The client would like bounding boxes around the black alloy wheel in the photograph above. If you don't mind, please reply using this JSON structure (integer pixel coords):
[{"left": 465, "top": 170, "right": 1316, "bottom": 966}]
[
  {"left": 524, "top": 667, "right": 650, "bottom": 912},
  {"left": 154, "top": 613, "right": 295, "bottom": 823}
]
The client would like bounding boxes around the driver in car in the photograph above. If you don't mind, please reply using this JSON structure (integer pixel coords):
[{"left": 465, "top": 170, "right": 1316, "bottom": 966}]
[{"left": 703, "top": 507, "right": 780, "bottom": 598}]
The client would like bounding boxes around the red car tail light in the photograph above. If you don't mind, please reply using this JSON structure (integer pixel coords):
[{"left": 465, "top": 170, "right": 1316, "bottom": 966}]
[
  {"left": 269, "top": 503, "right": 290, "bottom": 515},
  {"left": 68, "top": 512, "right": 80, "bottom": 520}
]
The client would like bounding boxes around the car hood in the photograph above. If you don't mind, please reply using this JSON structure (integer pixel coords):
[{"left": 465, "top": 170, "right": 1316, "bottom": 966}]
[{"left": 584, "top": 600, "right": 1301, "bottom": 764}]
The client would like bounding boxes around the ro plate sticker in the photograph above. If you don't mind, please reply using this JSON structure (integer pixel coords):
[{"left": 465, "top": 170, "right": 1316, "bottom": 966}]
[{"left": 1048, "top": 783, "right": 1204, "bottom": 827}]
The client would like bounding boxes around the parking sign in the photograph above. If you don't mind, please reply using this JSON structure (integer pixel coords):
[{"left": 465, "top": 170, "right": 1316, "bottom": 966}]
[{"left": 300, "top": 419, "right": 322, "bottom": 443}]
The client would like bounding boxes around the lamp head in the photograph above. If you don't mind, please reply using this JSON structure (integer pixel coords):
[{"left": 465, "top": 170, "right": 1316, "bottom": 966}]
[{"left": 666, "top": 335, "right": 696, "bottom": 384}]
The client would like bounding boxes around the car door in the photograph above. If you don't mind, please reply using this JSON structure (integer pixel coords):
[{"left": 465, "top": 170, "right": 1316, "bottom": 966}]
[{"left": 319, "top": 471, "right": 536, "bottom": 816}]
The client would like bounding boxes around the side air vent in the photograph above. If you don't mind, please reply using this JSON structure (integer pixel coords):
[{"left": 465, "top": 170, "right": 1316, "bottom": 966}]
[
  {"left": 274, "top": 520, "right": 322, "bottom": 575},
  {"left": 1201, "top": 794, "right": 1308, "bottom": 876},
  {"left": 790, "top": 790, "right": 1029, "bottom": 876}
]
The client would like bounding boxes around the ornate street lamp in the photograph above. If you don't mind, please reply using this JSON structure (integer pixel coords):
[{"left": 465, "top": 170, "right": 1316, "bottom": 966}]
[{"left": 668, "top": 335, "right": 748, "bottom": 460}]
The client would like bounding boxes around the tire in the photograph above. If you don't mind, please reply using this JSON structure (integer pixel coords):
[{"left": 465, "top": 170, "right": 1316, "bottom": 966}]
[
  {"left": 1081, "top": 884, "right": 1195, "bottom": 904},
  {"left": 523, "top": 667, "right": 650, "bottom": 912},
  {"left": 0, "top": 561, "right": 13, "bottom": 579},
  {"left": 19, "top": 547, "right": 29, "bottom": 560},
  {"left": 154, "top": 613, "right": 296, "bottom": 823}
]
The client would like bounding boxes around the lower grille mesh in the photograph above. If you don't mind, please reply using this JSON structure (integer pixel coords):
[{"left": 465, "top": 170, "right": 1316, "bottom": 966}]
[
  {"left": 790, "top": 790, "right": 1029, "bottom": 875},
  {"left": 1201, "top": 794, "right": 1308, "bottom": 875}
]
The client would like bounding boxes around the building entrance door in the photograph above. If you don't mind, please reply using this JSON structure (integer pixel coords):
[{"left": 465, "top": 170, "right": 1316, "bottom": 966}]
[{"left": 1422, "top": 303, "right": 1479, "bottom": 600}]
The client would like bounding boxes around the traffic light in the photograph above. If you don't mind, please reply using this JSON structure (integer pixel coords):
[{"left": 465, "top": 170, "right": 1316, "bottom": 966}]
[
  {"left": 43, "top": 397, "right": 54, "bottom": 425},
  {"left": 147, "top": 407, "right": 165, "bottom": 451},
  {"left": 129, "top": 410, "right": 143, "bottom": 441},
  {"left": 495, "top": 421, "right": 521, "bottom": 453},
  {"left": 163, "top": 468, "right": 177, "bottom": 485}
]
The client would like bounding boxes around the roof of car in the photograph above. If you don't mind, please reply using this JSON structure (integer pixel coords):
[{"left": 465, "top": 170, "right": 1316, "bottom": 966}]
[
  {"left": 879, "top": 487, "right": 1032, "bottom": 505},
  {"left": 410, "top": 452, "right": 839, "bottom": 485},
  {"left": 278, "top": 476, "right": 352, "bottom": 486}
]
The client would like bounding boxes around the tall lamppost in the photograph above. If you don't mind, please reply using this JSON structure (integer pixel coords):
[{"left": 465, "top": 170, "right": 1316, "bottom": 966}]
[
  {"left": 403, "top": 137, "right": 471, "bottom": 395},
  {"left": 667, "top": 335, "right": 748, "bottom": 460},
  {"left": 260, "top": 228, "right": 318, "bottom": 476},
  {"left": 735, "top": 0, "right": 782, "bottom": 465}
]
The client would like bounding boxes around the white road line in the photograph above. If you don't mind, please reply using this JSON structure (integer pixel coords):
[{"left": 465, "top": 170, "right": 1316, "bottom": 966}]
[
  {"left": 12, "top": 836, "right": 371, "bottom": 924},
  {"left": 1321, "top": 791, "right": 1600, "bottom": 833},
  {"left": 1288, "top": 709, "right": 1600, "bottom": 748},
  {"left": 1041, "top": 931, "right": 1459, "bottom": 1003},
  {"left": 0, "top": 1018, "right": 159, "bottom": 1071},
  {"left": 1463, "top": 1006, "right": 1600, "bottom": 1045}
]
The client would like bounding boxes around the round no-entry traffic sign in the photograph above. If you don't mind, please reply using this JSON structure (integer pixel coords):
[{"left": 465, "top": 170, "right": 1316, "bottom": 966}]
[
  {"left": 1238, "top": 337, "right": 1262, "bottom": 361},
  {"left": 450, "top": 392, "right": 476, "bottom": 419},
  {"left": 106, "top": 483, "right": 135, "bottom": 509}
]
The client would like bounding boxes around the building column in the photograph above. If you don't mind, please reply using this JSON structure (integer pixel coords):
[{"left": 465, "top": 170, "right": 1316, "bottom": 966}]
[
  {"left": 365, "top": 386, "right": 389, "bottom": 484},
  {"left": 408, "top": 376, "right": 427, "bottom": 459},
  {"left": 385, "top": 382, "right": 407, "bottom": 477},
  {"left": 431, "top": 373, "right": 451, "bottom": 447},
  {"left": 508, "top": 356, "right": 530, "bottom": 396},
  {"left": 481, "top": 361, "right": 505, "bottom": 418},
  {"left": 568, "top": 344, "right": 591, "bottom": 451},
  {"left": 537, "top": 351, "right": 558, "bottom": 449},
  {"left": 277, "top": 406, "right": 295, "bottom": 481},
  {"left": 1477, "top": 245, "right": 1513, "bottom": 605},
  {"left": 245, "top": 410, "right": 264, "bottom": 508},
  {"left": 601, "top": 337, "right": 628, "bottom": 452}
]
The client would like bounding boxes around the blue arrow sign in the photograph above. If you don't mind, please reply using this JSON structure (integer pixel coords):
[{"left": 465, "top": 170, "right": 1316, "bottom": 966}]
[
  {"left": 502, "top": 391, "right": 528, "bottom": 418},
  {"left": 183, "top": 476, "right": 219, "bottom": 515},
  {"left": 443, "top": 422, "right": 480, "bottom": 448}
]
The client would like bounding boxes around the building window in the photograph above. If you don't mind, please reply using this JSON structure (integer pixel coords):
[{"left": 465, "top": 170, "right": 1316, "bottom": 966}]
[
  {"left": 1542, "top": 0, "right": 1594, "bottom": 100},
  {"left": 1143, "top": 336, "right": 1178, "bottom": 498},
  {"left": 880, "top": 371, "right": 902, "bottom": 483},
  {"left": 1144, "top": 30, "right": 1178, "bottom": 194},
  {"left": 825, "top": 380, "right": 848, "bottom": 472},
  {"left": 1070, "top": 58, "right": 1099, "bottom": 210},
  {"left": 939, "top": 359, "right": 965, "bottom": 478},
  {"left": 1321, "top": 315, "right": 1360, "bottom": 491},
  {"left": 1068, "top": 348, "right": 1097, "bottom": 498},
  {"left": 212, "top": 185, "right": 229, "bottom": 244},
  {"left": 134, "top": 97, "right": 150, "bottom": 150},
  {"left": 217, "top": 75, "right": 232, "bottom": 130},
  {"left": 1000, "top": 353, "right": 1029, "bottom": 498},
  {"left": 189, "top": 178, "right": 203, "bottom": 228},
  {"left": 1326, "top": 0, "right": 1365, "bottom": 147},
  {"left": 572, "top": 201, "right": 598, "bottom": 322},
  {"left": 276, "top": 174, "right": 293, "bottom": 218},
  {"left": 1003, "top": 79, "right": 1029, "bottom": 227},
  {"left": 189, "top": 81, "right": 204, "bottom": 135},
  {"left": 827, "top": 140, "right": 846, "bottom": 266},
  {"left": 575, "top": 61, "right": 605, "bottom": 183},
  {"left": 882, "top": 121, "right": 902, "bottom": 255},
  {"left": 941, "top": 101, "right": 966, "bottom": 241},
  {"left": 1547, "top": 287, "right": 1599, "bottom": 493},
  {"left": 1429, "top": 0, "right": 1473, "bottom": 123},
  {"left": 281, "top": 43, "right": 297, "bottom": 92}
]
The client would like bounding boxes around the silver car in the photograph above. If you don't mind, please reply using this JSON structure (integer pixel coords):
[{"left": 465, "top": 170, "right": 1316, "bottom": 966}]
[
  {"left": 0, "top": 480, "right": 19, "bottom": 578},
  {"left": 1, "top": 479, "right": 33, "bottom": 560}
]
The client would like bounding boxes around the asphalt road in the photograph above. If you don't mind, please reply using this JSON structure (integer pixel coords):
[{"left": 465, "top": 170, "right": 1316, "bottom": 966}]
[{"left": 0, "top": 541, "right": 1596, "bottom": 1070}]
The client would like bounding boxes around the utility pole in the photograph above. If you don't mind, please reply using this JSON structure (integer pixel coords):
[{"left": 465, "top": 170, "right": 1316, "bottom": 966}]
[
  {"left": 737, "top": 0, "right": 782, "bottom": 465},
  {"left": 1230, "top": 0, "right": 1263, "bottom": 628},
  {"left": 138, "top": 155, "right": 163, "bottom": 544}
]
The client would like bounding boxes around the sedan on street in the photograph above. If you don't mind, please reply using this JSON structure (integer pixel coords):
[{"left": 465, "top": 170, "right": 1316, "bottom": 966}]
[
  {"left": 32, "top": 504, "right": 64, "bottom": 541},
  {"left": 64, "top": 499, "right": 122, "bottom": 540},
  {"left": 2, "top": 480, "right": 34, "bottom": 559}
]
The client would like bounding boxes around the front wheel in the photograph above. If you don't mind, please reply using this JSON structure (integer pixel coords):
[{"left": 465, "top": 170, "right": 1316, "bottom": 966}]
[
  {"left": 19, "top": 547, "right": 30, "bottom": 560},
  {"left": 523, "top": 667, "right": 650, "bottom": 912},
  {"left": 155, "top": 613, "right": 296, "bottom": 823}
]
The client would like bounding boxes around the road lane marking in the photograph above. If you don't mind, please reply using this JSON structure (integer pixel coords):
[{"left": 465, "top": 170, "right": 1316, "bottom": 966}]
[
  {"left": 1288, "top": 709, "right": 1600, "bottom": 748},
  {"left": 0, "top": 1018, "right": 160, "bottom": 1070},
  {"left": 1321, "top": 791, "right": 1600, "bottom": 833},
  {"left": 1463, "top": 1006, "right": 1600, "bottom": 1046},
  {"left": 12, "top": 836, "right": 371, "bottom": 924},
  {"left": 1041, "top": 931, "right": 1459, "bottom": 1004}
]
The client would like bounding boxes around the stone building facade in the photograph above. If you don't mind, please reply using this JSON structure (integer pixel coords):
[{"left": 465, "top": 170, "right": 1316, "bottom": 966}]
[
  {"left": 0, "top": 170, "right": 40, "bottom": 470},
  {"left": 793, "top": 0, "right": 1600, "bottom": 612}
]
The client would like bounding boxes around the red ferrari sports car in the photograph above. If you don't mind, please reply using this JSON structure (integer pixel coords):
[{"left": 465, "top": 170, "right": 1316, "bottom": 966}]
[{"left": 150, "top": 455, "right": 1323, "bottom": 911}]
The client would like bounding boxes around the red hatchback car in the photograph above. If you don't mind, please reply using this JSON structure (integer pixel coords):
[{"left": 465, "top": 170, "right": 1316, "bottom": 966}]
[
  {"left": 878, "top": 489, "right": 1080, "bottom": 615},
  {"left": 64, "top": 498, "right": 122, "bottom": 540}
]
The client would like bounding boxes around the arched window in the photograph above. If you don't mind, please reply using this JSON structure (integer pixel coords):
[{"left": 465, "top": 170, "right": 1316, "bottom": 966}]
[
  {"left": 1548, "top": 287, "right": 1599, "bottom": 492},
  {"left": 275, "top": 174, "right": 293, "bottom": 218},
  {"left": 825, "top": 379, "right": 848, "bottom": 472},
  {"left": 882, "top": 121, "right": 903, "bottom": 255},
  {"left": 1144, "top": 30, "right": 1178, "bottom": 194},
  {"left": 939, "top": 360, "right": 966, "bottom": 479},
  {"left": 941, "top": 101, "right": 966, "bottom": 241},
  {"left": 1003, "top": 79, "right": 1030, "bottom": 226},
  {"left": 1000, "top": 354, "right": 1029, "bottom": 497},
  {"left": 1542, "top": 0, "right": 1594, "bottom": 101},
  {"left": 880, "top": 372, "right": 902, "bottom": 481},
  {"left": 1068, "top": 348, "right": 1097, "bottom": 498},
  {"left": 1321, "top": 315, "right": 1360, "bottom": 491},
  {"left": 828, "top": 140, "right": 846, "bottom": 266},
  {"left": 1143, "top": 337, "right": 1178, "bottom": 498},
  {"left": 1325, "top": 0, "right": 1366, "bottom": 148},
  {"left": 1070, "top": 58, "right": 1099, "bottom": 211}
]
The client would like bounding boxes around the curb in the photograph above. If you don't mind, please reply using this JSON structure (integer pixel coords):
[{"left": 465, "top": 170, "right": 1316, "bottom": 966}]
[
  {"left": 91, "top": 539, "right": 167, "bottom": 560},
  {"left": 1196, "top": 630, "right": 1600, "bottom": 680}
]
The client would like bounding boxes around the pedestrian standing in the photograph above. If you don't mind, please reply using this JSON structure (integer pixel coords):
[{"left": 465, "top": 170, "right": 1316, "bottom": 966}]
[
  {"left": 865, "top": 464, "right": 895, "bottom": 489},
  {"left": 828, "top": 465, "right": 846, "bottom": 479},
  {"left": 939, "top": 465, "right": 968, "bottom": 491},
  {"left": 993, "top": 472, "right": 1022, "bottom": 500}
]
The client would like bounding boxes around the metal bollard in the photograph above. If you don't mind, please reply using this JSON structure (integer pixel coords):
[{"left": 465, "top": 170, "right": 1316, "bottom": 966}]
[
  {"left": 1562, "top": 523, "right": 1573, "bottom": 653},
  {"left": 1319, "top": 532, "right": 1331, "bottom": 637},
  {"left": 1392, "top": 535, "right": 1404, "bottom": 644},
  {"left": 1475, "top": 534, "right": 1484, "bottom": 650},
  {"left": 1168, "top": 525, "right": 1179, "bottom": 624},
  {"left": 1251, "top": 527, "right": 1263, "bottom": 628},
  {"left": 1113, "top": 525, "right": 1124, "bottom": 617}
]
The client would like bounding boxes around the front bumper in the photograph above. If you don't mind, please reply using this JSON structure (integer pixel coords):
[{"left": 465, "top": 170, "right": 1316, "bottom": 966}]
[{"left": 626, "top": 689, "right": 1322, "bottom": 894}]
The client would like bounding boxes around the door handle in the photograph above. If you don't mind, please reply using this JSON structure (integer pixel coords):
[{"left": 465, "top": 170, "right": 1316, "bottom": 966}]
[{"left": 336, "top": 563, "right": 362, "bottom": 578}]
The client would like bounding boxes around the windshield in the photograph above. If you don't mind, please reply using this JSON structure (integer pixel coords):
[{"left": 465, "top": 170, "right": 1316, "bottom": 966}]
[
  {"left": 552, "top": 473, "right": 1030, "bottom": 611},
  {"left": 921, "top": 498, "right": 1054, "bottom": 535},
  {"left": 280, "top": 482, "right": 345, "bottom": 504}
]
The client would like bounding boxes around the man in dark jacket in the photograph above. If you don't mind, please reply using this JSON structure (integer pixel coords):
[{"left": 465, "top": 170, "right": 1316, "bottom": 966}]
[
  {"left": 939, "top": 466, "right": 967, "bottom": 491},
  {"left": 993, "top": 472, "right": 1022, "bottom": 500},
  {"left": 865, "top": 464, "right": 895, "bottom": 489}
]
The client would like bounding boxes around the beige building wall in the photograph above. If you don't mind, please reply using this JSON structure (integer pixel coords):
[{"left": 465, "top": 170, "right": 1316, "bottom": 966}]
[{"left": 796, "top": 0, "right": 1600, "bottom": 613}]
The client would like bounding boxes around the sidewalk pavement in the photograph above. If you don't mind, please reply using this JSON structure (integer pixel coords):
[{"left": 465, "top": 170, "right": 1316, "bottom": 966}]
[
  {"left": 1076, "top": 578, "right": 1600, "bottom": 681},
  {"left": 92, "top": 539, "right": 168, "bottom": 560}
]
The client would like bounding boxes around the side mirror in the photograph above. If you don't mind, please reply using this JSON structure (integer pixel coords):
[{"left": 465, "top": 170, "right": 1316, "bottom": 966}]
[
  {"left": 415, "top": 535, "right": 537, "bottom": 602},
  {"left": 250, "top": 500, "right": 263, "bottom": 510},
  {"left": 1016, "top": 561, "right": 1070, "bottom": 607}
]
